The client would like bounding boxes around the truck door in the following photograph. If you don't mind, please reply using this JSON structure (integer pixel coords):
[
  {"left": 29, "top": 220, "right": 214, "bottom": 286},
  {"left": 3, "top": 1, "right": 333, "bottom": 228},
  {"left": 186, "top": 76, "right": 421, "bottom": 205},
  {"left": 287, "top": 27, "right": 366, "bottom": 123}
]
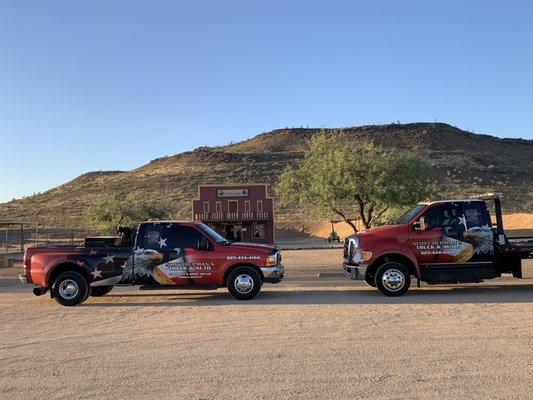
[
  {"left": 145, "top": 223, "right": 217, "bottom": 286},
  {"left": 460, "top": 201, "right": 494, "bottom": 261},
  {"left": 409, "top": 202, "right": 470, "bottom": 264},
  {"left": 166, "top": 224, "right": 218, "bottom": 285},
  {"left": 130, "top": 223, "right": 179, "bottom": 286},
  {"left": 409, "top": 201, "right": 494, "bottom": 266}
]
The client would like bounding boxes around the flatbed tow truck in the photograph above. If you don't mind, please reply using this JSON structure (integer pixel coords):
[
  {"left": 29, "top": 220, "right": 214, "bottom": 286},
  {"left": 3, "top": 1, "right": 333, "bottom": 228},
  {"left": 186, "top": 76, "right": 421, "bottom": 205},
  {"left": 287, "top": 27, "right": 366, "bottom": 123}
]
[{"left": 343, "top": 194, "right": 532, "bottom": 296}]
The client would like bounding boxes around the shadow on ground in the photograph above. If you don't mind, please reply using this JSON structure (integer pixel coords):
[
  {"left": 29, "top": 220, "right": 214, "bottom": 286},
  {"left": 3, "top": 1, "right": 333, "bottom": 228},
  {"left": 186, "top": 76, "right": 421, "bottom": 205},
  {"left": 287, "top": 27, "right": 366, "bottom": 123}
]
[{"left": 77, "top": 283, "right": 533, "bottom": 307}]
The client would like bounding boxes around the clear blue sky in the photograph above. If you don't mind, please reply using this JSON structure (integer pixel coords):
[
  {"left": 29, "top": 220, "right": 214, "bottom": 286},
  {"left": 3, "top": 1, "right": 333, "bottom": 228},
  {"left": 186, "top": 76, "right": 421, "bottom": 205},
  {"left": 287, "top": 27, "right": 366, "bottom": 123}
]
[{"left": 1, "top": 0, "right": 532, "bottom": 203}]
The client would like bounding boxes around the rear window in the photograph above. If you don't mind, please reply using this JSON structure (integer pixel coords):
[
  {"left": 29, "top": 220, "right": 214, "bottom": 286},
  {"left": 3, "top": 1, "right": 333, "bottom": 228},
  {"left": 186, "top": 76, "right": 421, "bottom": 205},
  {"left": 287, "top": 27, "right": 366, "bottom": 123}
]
[
  {"left": 463, "top": 202, "right": 490, "bottom": 228},
  {"left": 142, "top": 228, "right": 161, "bottom": 248}
]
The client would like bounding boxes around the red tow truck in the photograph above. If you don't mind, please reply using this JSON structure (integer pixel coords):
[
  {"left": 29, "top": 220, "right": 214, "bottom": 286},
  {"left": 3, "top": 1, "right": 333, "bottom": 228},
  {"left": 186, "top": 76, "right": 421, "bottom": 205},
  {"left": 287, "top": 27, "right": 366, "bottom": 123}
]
[
  {"left": 343, "top": 195, "right": 533, "bottom": 296},
  {"left": 20, "top": 221, "right": 284, "bottom": 306}
]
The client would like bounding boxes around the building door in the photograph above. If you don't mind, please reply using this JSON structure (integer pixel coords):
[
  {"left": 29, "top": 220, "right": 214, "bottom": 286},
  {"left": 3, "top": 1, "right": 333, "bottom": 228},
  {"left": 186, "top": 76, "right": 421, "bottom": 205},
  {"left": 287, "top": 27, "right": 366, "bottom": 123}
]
[{"left": 224, "top": 224, "right": 243, "bottom": 242}]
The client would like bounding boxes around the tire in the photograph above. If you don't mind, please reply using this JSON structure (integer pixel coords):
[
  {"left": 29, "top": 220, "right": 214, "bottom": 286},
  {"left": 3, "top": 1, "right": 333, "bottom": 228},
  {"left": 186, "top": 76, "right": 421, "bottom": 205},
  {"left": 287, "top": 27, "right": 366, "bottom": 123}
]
[
  {"left": 51, "top": 271, "right": 90, "bottom": 306},
  {"left": 375, "top": 262, "right": 410, "bottom": 297},
  {"left": 90, "top": 285, "right": 113, "bottom": 297},
  {"left": 227, "top": 267, "right": 262, "bottom": 300},
  {"left": 364, "top": 272, "right": 376, "bottom": 287}
]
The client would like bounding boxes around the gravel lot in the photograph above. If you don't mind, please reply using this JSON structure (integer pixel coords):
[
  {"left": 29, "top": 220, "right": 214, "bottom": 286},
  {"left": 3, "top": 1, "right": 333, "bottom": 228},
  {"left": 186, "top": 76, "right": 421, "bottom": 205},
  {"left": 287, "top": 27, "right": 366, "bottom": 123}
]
[{"left": 1, "top": 250, "right": 532, "bottom": 400}]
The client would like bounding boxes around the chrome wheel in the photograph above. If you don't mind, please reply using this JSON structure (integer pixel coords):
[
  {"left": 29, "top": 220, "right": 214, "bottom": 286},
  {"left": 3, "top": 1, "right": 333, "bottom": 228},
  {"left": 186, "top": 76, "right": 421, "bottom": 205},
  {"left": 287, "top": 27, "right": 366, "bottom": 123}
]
[
  {"left": 381, "top": 269, "right": 405, "bottom": 292},
  {"left": 58, "top": 279, "right": 79, "bottom": 299},
  {"left": 234, "top": 274, "right": 254, "bottom": 294}
]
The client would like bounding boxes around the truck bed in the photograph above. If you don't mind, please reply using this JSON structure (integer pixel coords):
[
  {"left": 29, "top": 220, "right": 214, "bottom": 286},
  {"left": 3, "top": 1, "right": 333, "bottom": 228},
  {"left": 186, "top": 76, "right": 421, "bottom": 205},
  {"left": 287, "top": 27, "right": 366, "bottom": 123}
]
[{"left": 507, "top": 236, "right": 533, "bottom": 253}]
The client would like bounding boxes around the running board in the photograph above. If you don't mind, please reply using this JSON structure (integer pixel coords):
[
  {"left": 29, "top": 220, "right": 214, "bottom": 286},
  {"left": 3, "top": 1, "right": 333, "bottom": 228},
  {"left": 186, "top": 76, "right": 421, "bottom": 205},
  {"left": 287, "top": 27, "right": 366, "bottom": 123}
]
[
  {"left": 420, "top": 262, "right": 496, "bottom": 284},
  {"left": 139, "top": 285, "right": 218, "bottom": 291}
]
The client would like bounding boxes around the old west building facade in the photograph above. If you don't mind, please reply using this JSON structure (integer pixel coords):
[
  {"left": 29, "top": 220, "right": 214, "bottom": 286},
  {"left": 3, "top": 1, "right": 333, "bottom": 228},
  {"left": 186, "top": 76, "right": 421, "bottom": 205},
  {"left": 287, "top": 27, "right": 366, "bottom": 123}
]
[{"left": 192, "top": 184, "right": 274, "bottom": 244}]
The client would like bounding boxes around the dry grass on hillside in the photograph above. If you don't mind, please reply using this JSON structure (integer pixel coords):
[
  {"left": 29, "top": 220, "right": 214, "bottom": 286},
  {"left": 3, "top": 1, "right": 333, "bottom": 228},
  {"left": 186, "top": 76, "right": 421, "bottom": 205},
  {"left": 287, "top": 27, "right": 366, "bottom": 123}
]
[{"left": 0, "top": 123, "right": 531, "bottom": 228}]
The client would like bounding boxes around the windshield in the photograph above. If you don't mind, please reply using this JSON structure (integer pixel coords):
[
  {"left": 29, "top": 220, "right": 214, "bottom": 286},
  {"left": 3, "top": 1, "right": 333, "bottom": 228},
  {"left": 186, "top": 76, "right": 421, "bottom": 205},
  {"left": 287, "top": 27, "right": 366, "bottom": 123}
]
[
  {"left": 197, "top": 223, "right": 229, "bottom": 244},
  {"left": 396, "top": 204, "right": 427, "bottom": 224}
]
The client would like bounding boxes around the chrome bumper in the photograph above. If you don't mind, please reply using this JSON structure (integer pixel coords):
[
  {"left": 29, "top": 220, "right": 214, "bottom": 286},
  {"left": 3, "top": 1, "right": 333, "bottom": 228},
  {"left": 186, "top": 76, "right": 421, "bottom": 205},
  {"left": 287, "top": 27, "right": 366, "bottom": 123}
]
[
  {"left": 343, "top": 263, "right": 367, "bottom": 280},
  {"left": 19, "top": 273, "right": 29, "bottom": 284},
  {"left": 261, "top": 264, "right": 284, "bottom": 283}
]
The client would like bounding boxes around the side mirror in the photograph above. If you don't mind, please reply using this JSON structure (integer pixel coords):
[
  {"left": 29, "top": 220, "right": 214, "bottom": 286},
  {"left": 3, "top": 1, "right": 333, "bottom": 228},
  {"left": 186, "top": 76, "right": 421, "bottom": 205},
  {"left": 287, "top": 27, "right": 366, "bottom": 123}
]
[
  {"left": 197, "top": 236, "right": 211, "bottom": 251},
  {"left": 414, "top": 216, "right": 427, "bottom": 231}
]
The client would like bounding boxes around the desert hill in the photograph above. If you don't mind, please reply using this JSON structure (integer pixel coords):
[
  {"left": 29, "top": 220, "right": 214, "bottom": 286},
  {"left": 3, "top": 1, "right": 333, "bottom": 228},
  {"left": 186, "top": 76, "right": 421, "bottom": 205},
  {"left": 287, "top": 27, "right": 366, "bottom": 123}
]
[{"left": 1, "top": 123, "right": 532, "bottom": 227}]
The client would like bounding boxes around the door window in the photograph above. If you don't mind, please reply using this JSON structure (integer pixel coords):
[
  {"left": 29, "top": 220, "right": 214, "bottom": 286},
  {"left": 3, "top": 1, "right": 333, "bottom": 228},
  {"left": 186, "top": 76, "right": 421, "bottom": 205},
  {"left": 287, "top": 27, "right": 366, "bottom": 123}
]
[
  {"left": 424, "top": 203, "right": 463, "bottom": 230},
  {"left": 163, "top": 225, "right": 204, "bottom": 250}
]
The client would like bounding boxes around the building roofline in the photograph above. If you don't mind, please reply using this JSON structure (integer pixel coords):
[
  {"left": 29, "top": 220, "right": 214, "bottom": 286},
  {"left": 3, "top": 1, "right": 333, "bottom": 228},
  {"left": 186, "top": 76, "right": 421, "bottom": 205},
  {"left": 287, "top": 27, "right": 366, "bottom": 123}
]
[
  {"left": 197, "top": 183, "right": 268, "bottom": 188},
  {"left": 194, "top": 183, "right": 272, "bottom": 202}
]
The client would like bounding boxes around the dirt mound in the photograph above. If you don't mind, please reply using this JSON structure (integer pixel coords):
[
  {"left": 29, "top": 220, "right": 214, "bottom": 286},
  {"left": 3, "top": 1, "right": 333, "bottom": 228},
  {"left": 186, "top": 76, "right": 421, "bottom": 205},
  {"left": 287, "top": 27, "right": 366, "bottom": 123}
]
[{"left": 1, "top": 122, "right": 531, "bottom": 227}]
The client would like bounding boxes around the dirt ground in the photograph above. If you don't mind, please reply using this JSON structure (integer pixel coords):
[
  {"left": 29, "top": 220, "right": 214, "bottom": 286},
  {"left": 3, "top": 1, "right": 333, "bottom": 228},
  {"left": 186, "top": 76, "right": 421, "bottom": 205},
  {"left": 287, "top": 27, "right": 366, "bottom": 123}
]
[{"left": 1, "top": 249, "right": 532, "bottom": 400}]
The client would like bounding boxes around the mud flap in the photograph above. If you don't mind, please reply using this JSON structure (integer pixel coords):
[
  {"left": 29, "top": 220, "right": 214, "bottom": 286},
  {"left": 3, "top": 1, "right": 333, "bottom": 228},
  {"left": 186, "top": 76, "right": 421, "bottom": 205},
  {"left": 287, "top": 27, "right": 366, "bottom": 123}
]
[{"left": 512, "top": 260, "right": 523, "bottom": 278}]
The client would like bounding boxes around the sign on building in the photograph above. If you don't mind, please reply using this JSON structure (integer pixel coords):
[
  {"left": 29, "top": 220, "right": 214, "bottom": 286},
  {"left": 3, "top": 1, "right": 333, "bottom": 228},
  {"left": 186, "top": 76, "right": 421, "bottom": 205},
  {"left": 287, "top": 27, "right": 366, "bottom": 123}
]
[{"left": 217, "top": 188, "right": 248, "bottom": 198}]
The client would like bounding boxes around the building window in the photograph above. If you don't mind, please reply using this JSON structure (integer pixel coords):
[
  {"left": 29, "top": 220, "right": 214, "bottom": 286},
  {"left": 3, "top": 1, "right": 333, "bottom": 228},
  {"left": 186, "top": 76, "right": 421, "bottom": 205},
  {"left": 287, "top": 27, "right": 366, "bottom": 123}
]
[
  {"left": 252, "top": 224, "right": 265, "bottom": 239},
  {"left": 244, "top": 201, "right": 251, "bottom": 212},
  {"left": 257, "top": 200, "right": 263, "bottom": 213},
  {"left": 228, "top": 200, "right": 238, "bottom": 213},
  {"left": 215, "top": 201, "right": 222, "bottom": 213},
  {"left": 203, "top": 202, "right": 209, "bottom": 214}
]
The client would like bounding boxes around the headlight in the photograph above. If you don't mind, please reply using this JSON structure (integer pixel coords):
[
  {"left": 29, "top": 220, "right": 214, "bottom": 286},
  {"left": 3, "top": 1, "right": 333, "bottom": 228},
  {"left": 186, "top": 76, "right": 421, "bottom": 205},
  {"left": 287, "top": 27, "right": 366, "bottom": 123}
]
[
  {"left": 266, "top": 254, "right": 277, "bottom": 267},
  {"left": 353, "top": 250, "right": 373, "bottom": 263},
  {"left": 348, "top": 237, "right": 359, "bottom": 259}
]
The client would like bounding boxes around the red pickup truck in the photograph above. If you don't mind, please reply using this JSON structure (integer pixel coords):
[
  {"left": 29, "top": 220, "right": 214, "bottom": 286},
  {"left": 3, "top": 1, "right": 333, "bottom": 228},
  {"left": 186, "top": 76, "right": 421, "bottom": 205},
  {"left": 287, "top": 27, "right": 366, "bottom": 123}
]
[
  {"left": 20, "top": 221, "right": 284, "bottom": 306},
  {"left": 343, "top": 195, "right": 533, "bottom": 296}
]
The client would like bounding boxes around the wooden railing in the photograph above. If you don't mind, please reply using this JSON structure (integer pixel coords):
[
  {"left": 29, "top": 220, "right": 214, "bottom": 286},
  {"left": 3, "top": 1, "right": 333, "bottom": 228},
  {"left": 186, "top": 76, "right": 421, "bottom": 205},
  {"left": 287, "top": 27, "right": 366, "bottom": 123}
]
[{"left": 193, "top": 211, "right": 270, "bottom": 221}]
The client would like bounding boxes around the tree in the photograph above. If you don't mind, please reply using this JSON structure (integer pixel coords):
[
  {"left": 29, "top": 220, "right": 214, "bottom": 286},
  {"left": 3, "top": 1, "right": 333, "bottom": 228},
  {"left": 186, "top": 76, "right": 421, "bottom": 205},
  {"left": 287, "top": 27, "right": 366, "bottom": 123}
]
[
  {"left": 85, "top": 194, "right": 168, "bottom": 233},
  {"left": 276, "top": 131, "right": 435, "bottom": 233}
]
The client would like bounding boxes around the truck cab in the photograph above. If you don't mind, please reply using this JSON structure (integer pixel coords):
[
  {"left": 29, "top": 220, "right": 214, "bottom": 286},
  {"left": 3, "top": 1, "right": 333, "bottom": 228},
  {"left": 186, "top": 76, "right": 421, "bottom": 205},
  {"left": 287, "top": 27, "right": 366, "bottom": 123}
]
[
  {"left": 20, "top": 220, "right": 284, "bottom": 306},
  {"left": 343, "top": 196, "right": 532, "bottom": 296}
]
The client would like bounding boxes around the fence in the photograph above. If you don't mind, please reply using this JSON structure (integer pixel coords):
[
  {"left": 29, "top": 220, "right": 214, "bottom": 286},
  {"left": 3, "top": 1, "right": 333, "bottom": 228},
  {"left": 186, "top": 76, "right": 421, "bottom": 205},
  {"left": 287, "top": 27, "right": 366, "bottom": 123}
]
[{"left": 0, "top": 227, "right": 94, "bottom": 254}]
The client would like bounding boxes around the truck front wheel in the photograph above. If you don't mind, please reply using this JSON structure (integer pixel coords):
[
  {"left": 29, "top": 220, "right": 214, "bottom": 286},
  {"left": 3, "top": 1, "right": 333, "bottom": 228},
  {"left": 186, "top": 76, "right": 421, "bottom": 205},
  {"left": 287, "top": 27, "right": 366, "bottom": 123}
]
[
  {"left": 227, "top": 267, "right": 262, "bottom": 300},
  {"left": 51, "top": 271, "right": 90, "bottom": 306},
  {"left": 375, "top": 262, "right": 410, "bottom": 297}
]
